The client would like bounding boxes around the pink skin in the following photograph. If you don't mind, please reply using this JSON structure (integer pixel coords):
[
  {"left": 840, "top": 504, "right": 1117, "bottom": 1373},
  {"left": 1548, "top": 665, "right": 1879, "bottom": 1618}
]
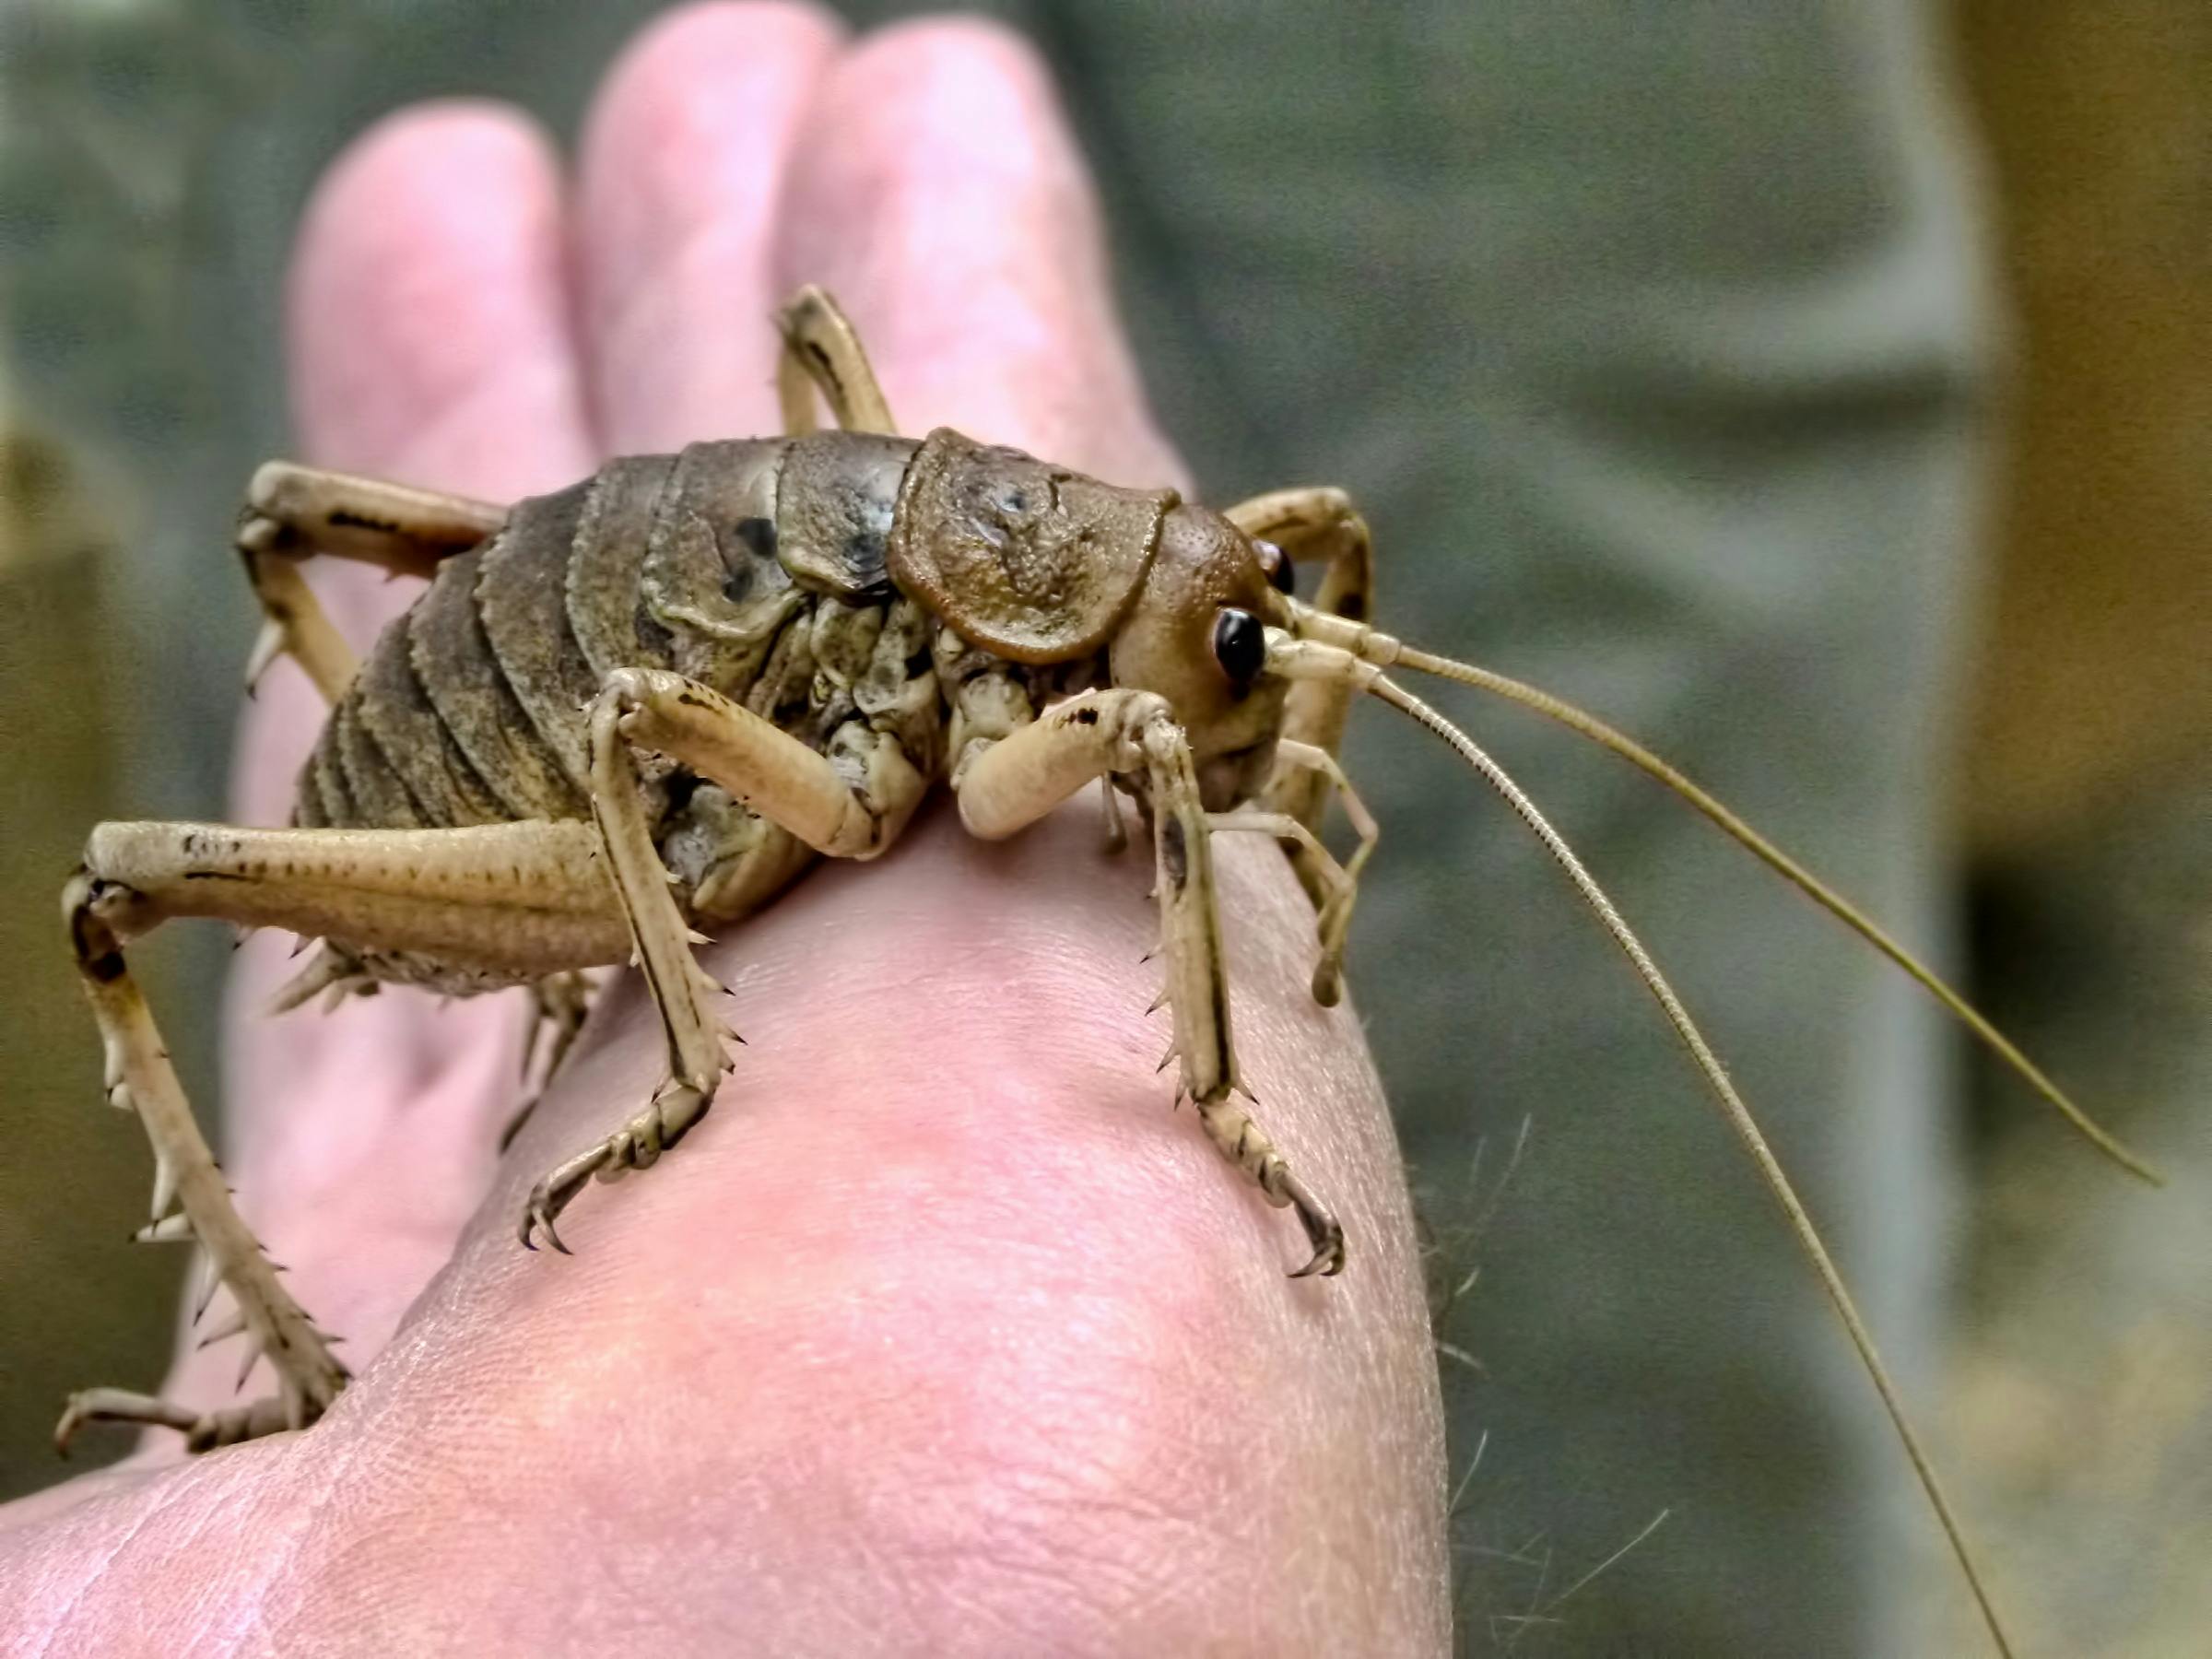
[{"left": 2, "top": 8, "right": 1446, "bottom": 1652}]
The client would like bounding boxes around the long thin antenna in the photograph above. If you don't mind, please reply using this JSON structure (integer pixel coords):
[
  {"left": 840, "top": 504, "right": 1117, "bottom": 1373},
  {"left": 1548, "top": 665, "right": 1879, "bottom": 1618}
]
[
  {"left": 1368, "top": 671, "right": 2017, "bottom": 1659},
  {"left": 1302, "top": 605, "right": 2158, "bottom": 1185}
]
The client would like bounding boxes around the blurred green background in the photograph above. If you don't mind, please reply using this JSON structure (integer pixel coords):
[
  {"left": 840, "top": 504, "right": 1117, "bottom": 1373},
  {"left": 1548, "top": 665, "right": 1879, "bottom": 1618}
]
[{"left": 1, "top": 2, "right": 2205, "bottom": 1653}]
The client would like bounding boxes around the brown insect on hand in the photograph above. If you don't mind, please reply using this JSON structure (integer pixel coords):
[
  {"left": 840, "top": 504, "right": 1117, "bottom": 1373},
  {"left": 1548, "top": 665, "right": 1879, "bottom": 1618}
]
[{"left": 52, "top": 274, "right": 2153, "bottom": 1659}]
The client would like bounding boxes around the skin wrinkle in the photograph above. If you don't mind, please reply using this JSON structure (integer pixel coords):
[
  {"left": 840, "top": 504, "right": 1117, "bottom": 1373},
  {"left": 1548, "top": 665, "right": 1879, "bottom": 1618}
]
[
  {"left": 25, "top": 1468, "right": 180, "bottom": 1659},
  {"left": 606, "top": 1293, "right": 1225, "bottom": 1648},
  {"left": 36, "top": 1453, "right": 264, "bottom": 1651},
  {"left": 206, "top": 1406, "right": 381, "bottom": 1650}
]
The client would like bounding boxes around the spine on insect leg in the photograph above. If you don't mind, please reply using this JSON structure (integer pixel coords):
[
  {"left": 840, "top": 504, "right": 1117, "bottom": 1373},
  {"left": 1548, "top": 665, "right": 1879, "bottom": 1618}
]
[
  {"left": 1138, "top": 720, "right": 1280, "bottom": 1203},
  {"left": 65, "top": 874, "right": 347, "bottom": 1427}
]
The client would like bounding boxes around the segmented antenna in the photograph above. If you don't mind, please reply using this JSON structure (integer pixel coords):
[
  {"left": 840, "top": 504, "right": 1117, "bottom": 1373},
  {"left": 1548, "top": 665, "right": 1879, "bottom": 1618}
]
[
  {"left": 1367, "top": 671, "right": 2017, "bottom": 1659},
  {"left": 1295, "top": 602, "right": 2159, "bottom": 1186}
]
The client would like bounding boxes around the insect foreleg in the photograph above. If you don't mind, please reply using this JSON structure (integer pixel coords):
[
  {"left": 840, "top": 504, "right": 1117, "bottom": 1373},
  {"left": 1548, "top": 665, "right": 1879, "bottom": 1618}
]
[
  {"left": 1206, "top": 782, "right": 1374, "bottom": 1011},
  {"left": 237, "top": 461, "right": 507, "bottom": 700},
  {"left": 957, "top": 689, "right": 1345, "bottom": 1278},
  {"left": 1254, "top": 738, "right": 1378, "bottom": 1006},
  {"left": 519, "top": 667, "right": 929, "bottom": 1251},
  {"left": 1225, "top": 485, "right": 1372, "bottom": 837},
  {"left": 773, "top": 282, "right": 898, "bottom": 436}
]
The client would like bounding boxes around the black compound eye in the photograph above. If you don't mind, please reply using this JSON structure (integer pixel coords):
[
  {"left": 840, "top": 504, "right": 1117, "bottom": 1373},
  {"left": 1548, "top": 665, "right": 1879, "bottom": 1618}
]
[
  {"left": 1254, "top": 538, "right": 1295, "bottom": 594},
  {"left": 1212, "top": 607, "right": 1266, "bottom": 686}
]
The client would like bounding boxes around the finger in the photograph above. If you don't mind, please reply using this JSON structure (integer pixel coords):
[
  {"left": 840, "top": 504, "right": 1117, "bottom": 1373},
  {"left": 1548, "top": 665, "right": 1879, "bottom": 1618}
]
[
  {"left": 774, "top": 18, "right": 1181, "bottom": 485},
  {"left": 239, "top": 102, "right": 596, "bottom": 825},
  {"left": 194, "top": 106, "right": 596, "bottom": 1404},
  {"left": 288, "top": 104, "right": 595, "bottom": 495},
  {"left": 576, "top": 2, "right": 846, "bottom": 452}
]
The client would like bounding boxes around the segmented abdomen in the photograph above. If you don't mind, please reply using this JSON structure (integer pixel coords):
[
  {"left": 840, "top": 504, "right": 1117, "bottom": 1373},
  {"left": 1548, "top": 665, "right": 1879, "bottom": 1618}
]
[{"left": 296, "top": 433, "right": 924, "bottom": 835}]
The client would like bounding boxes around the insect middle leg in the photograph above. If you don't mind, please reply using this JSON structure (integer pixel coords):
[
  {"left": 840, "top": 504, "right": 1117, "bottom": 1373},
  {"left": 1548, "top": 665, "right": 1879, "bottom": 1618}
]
[
  {"left": 237, "top": 461, "right": 508, "bottom": 700},
  {"left": 519, "top": 666, "right": 927, "bottom": 1248},
  {"left": 58, "top": 816, "right": 625, "bottom": 1453},
  {"left": 954, "top": 688, "right": 1345, "bottom": 1278}
]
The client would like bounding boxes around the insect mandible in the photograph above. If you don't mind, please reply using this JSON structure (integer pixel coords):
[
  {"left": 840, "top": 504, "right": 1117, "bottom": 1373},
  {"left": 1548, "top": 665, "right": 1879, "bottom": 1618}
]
[{"left": 54, "top": 286, "right": 2154, "bottom": 1657}]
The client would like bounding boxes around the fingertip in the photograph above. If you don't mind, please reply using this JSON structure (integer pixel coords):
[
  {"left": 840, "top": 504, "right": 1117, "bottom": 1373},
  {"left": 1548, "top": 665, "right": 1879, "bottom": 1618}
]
[
  {"left": 288, "top": 100, "right": 592, "bottom": 495},
  {"left": 256, "top": 99, "right": 594, "bottom": 834},
  {"left": 578, "top": 2, "right": 848, "bottom": 449},
  {"left": 310, "top": 95, "right": 551, "bottom": 191},
  {"left": 585, "top": 0, "right": 847, "bottom": 161},
  {"left": 787, "top": 13, "right": 1100, "bottom": 283},
  {"left": 778, "top": 17, "right": 1177, "bottom": 482},
  {"left": 836, "top": 15, "right": 1082, "bottom": 188}
]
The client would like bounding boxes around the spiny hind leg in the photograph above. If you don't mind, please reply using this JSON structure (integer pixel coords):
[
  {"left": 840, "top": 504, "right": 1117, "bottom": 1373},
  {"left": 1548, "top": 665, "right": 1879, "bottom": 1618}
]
[
  {"left": 237, "top": 461, "right": 508, "bottom": 700},
  {"left": 774, "top": 284, "right": 898, "bottom": 435},
  {"left": 58, "top": 817, "right": 625, "bottom": 1453},
  {"left": 524, "top": 666, "right": 924, "bottom": 1249},
  {"left": 956, "top": 688, "right": 1345, "bottom": 1277},
  {"left": 59, "top": 871, "right": 349, "bottom": 1454}
]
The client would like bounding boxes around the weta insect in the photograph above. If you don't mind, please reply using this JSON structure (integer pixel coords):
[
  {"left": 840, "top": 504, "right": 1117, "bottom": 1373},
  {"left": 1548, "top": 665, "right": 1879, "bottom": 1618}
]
[{"left": 55, "top": 287, "right": 2150, "bottom": 1657}]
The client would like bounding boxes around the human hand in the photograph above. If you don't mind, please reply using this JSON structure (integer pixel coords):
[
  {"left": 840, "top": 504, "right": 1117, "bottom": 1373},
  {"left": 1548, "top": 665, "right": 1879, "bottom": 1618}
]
[{"left": 3, "top": 7, "right": 1445, "bottom": 1650}]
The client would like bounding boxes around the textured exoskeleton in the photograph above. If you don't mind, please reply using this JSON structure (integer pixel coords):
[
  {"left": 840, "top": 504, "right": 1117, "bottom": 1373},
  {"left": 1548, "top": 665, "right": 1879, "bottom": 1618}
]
[{"left": 57, "top": 288, "right": 2151, "bottom": 1659}]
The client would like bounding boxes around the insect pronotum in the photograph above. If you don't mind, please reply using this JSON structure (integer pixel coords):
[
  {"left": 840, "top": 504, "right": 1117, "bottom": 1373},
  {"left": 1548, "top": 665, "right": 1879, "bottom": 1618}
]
[{"left": 55, "top": 286, "right": 2153, "bottom": 1657}]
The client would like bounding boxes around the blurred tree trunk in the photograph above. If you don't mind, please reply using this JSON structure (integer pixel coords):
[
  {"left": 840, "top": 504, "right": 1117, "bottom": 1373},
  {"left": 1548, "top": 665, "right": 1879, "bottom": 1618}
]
[
  {"left": 1958, "top": 0, "right": 2210, "bottom": 855},
  {"left": 0, "top": 425, "right": 183, "bottom": 1498},
  {"left": 1929, "top": 6, "right": 2212, "bottom": 1653}
]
